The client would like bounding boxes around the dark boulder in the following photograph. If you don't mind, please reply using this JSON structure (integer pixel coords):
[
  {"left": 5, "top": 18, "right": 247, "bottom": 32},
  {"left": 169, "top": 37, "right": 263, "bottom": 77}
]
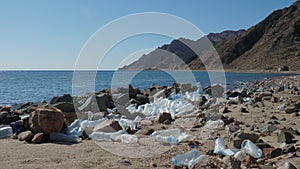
[
  {"left": 237, "top": 132, "right": 260, "bottom": 142},
  {"left": 129, "top": 84, "right": 142, "bottom": 99},
  {"left": 135, "top": 94, "right": 149, "bottom": 105},
  {"left": 180, "top": 83, "right": 197, "bottom": 93},
  {"left": 50, "top": 94, "right": 73, "bottom": 104},
  {"left": 278, "top": 66, "right": 289, "bottom": 72},
  {"left": 52, "top": 102, "right": 75, "bottom": 112},
  {"left": 0, "top": 106, "right": 11, "bottom": 113},
  {"left": 0, "top": 111, "right": 20, "bottom": 125},
  {"left": 76, "top": 93, "right": 115, "bottom": 112},
  {"left": 136, "top": 127, "right": 154, "bottom": 135},
  {"left": 114, "top": 93, "right": 130, "bottom": 106},
  {"left": 204, "top": 84, "right": 225, "bottom": 98},
  {"left": 156, "top": 112, "right": 172, "bottom": 123},
  {"left": 93, "top": 119, "right": 122, "bottom": 133}
]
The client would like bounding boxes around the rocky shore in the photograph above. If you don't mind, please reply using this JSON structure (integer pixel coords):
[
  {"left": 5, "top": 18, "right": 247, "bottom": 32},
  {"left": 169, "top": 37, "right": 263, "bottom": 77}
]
[{"left": 0, "top": 75, "right": 299, "bottom": 169}]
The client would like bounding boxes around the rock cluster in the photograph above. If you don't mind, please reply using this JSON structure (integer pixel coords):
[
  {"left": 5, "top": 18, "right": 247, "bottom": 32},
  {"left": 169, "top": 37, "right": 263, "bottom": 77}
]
[{"left": 0, "top": 75, "right": 299, "bottom": 168}]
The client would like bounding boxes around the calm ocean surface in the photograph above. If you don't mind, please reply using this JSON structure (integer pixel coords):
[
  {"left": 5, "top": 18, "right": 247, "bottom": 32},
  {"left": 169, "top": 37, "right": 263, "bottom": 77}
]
[{"left": 0, "top": 71, "right": 296, "bottom": 105}]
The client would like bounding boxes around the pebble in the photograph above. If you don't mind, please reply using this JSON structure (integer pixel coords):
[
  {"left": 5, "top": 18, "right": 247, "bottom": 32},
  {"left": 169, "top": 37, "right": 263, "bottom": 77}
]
[
  {"left": 118, "top": 158, "right": 131, "bottom": 166},
  {"left": 263, "top": 148, "right": 282, "bottom": 159},
  {"left": 260, "top": 165, "right": 275, "bottom": 169},
  {"left": 240, "top": 107, "right": 248, "bottom": 113},
  {"left": 277, "top": 131, "right": 294, "bottom": 144},
  {"left": 277, "top": 162, "right": 297, "bottom": 169}
]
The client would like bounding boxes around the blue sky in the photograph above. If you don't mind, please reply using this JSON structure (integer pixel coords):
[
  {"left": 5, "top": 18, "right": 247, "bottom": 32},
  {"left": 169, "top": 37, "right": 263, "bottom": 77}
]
[{"left": 0, "top": 0, "right": 296, "bottom": 70}]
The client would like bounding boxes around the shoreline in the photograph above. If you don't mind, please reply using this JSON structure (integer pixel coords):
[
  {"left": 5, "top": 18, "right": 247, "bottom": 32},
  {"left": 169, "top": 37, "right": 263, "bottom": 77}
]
[
  {"left": 0, "top": 73, "right": 299, "bottom": 106},
  {"left": 0, "top": 69, "right": 299, "bottom": 74},
  {"left": 0, "top": 75, "right": 299, "bottom": 168}
]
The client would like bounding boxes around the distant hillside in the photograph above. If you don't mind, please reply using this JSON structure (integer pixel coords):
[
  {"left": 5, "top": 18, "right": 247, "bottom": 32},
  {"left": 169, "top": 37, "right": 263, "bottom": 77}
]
[
  {"left": 119, "top": 30, "right": 245, "bottom": 70},
  {"left": 119, "top": 38, "right": 200, "bottom": 70},
  {"left": 120, "top": 1, "right": 300, "bottom": 71}
]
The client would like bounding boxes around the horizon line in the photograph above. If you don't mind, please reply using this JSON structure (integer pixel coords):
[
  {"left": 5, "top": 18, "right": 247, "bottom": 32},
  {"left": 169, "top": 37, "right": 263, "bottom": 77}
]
[{"left": 0, "top": 69, "right": 117, "bottom": 71}]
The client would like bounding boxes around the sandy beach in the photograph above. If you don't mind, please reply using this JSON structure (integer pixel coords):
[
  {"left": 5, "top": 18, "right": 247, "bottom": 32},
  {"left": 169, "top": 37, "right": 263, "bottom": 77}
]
[{"left": 0, "top": 75, "right": 299, "bottom": 169}]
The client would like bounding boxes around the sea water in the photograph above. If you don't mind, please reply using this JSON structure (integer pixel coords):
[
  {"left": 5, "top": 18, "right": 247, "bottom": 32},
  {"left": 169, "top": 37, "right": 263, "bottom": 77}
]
[{"left": 0, "top": 70, "right": 296, "bottom": 105}]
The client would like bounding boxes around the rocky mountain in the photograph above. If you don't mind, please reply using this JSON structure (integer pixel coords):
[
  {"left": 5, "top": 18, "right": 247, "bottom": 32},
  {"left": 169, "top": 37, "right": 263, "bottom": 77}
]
[
  {"left": 120, "top": 1, "right": 300, "bottom": 71},
  {"left": 206, "top": 30, "right": 246, "bottom": 45},
  {"left": 120, "top": 38, "right": 200, "bottom": 70},
  {"left": 119, "top": 30, "right": 245, "bottom": 70}
]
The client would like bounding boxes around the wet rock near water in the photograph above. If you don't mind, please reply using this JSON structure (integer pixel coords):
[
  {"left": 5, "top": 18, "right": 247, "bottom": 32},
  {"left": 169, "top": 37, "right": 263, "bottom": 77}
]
[
  {"left": 75, "top": 92, "right": 115, "bottom": 113},
  {"left": 50, "top": 94, "right": 73, "bottom": 104}
]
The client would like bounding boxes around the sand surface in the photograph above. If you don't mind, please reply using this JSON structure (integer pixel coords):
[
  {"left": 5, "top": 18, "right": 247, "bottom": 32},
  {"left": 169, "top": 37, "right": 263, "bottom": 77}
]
[{"left": 0, "top": 75, "right": 299, "bottom": 169}]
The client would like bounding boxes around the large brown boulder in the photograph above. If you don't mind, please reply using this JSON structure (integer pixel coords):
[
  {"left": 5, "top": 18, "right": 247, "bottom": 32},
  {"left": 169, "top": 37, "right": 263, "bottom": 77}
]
[{"left": 29, "top": 108, "right": 65, "bottom": 135}]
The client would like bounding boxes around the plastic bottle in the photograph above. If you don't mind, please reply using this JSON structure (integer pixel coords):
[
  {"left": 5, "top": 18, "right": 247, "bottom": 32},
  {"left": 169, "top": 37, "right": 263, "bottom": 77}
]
[
  {"left": 241, "top": 139, "right": 262, "bottom": 158},
  {"left": 150, "top": 128, "right": 182, "bottom": 137},
  {"left": 172, "top": 150, "right": 201, "bottom": 167},
  {"left": 234, "top": 150, "right": 247, "bottom": 161},
  {"left": 156, "top": 135, "right": 179, "bottom": 145},
  {"left": 278, "top": 103, "right": 286, "bottom": 111},
  {"left": 177, "top": 134, "right": 194, "bottom": 142},
  {"left": 10, "top": 121, "right": 26, "bottom": 135},
  {"left": 213, "top": 137, "right": 225, "bottom": 154},
  {"left": 106, "top": 108, "right": 115, "bottom": 114},
  {"left": 203, "top": 99, "right": 212, "bottom": 109},
  {"left": 87, "top": 111, "right": 94, "bottom": 120},
  {"left": 204, "top": 119, "right": 224, "bottom": 129},
  {"left": 19, "top": 114, "right": 30, "bottom": 120},
  {"left": 176, "top": 102, "right": 195, "bottom": 114},
  {"left": 188, "top": 155, "right": 209, "bottom": 168},
  {"left": 64, "top": 119, "right": 82, "bottom": 135},
  {"left": 0, "top": 126, "right": 13, "bottom": 139},
  {"left": 213, "top": 137, "right": 235, "bottom": 156},
  {"left": 118, "top": 119, "right": 136, "bottom": 131},
  {"left": 50, "top": 132, "right": 80, "bottom": 143},
  {"left": 133, "top": 116, "right": 142, "bottom": 123},
  {"left": 64, "top": 119, "right": 97, "bottom": 137},
  {"left": 168, "top": 93, "right": 181, "bottom": 101},
  {"left": 228, "top": 96, "right": 240, "bottom": 104},
  {"left": 126, "top": 104, "right": 138, "bottom": 114},
  {"left": 81, "top": 118, "right": 107, "bottom": 129},
  {"left": 89, "top": 130, "right": 123, "bottom": 142},
  {"left": 121, "top": 134, "right": 138, "bottom": 144},
  {"left": 77, "top": 118, "right": 107, "bottom": 136}
]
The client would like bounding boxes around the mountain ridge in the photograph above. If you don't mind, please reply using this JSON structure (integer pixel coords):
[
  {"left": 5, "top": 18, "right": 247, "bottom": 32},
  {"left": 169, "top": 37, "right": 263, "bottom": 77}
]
[{"left": 120, "top": 1, "right": 300, "bottom": 71}]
